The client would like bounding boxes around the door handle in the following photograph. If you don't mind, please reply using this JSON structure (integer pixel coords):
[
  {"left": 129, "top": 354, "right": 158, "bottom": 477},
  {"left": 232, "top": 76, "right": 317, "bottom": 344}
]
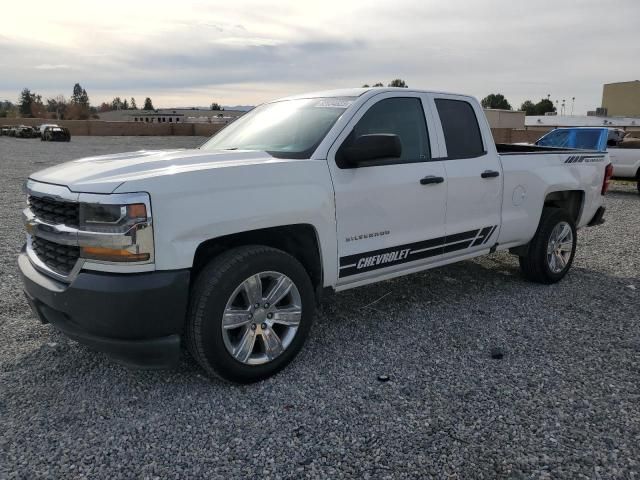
[
  {"left": 420, "top": 175, "right": 445, "bottom": 185},
  {"left": 481, "top": 170, "right": 500, "bottom": 178}
]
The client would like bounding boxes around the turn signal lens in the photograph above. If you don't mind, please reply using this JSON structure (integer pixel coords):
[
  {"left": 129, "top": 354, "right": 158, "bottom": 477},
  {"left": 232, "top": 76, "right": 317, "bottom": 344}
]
[
  {"left": 127, "top": 203, "right": 147, "bottom": 219},
  {"left": 81, "top": 246, "right": 150, "bottom": 262}
]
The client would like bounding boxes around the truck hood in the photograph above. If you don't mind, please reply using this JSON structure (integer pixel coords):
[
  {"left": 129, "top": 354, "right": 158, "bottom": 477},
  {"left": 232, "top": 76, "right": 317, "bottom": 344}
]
[{"left": 30, "top": 149, "right": 279, "bottom": 193}]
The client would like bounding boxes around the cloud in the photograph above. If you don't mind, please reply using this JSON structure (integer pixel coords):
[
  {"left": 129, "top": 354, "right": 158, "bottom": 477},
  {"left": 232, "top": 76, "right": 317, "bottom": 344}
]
[
  {"left": 34, "top": 64, "right": 75, "bottom": 70},
  {"left": 1, "top": 0, "right": 639, "bottom": 111}
]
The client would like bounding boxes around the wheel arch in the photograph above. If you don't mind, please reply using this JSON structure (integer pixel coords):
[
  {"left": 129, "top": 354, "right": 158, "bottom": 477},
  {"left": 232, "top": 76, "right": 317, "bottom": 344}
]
[
  {"left": 543, "top": 189, "right": 585, "bottom": 224},
  {"left": 192, "top": 224, "right": 324, "bottom": 294}
]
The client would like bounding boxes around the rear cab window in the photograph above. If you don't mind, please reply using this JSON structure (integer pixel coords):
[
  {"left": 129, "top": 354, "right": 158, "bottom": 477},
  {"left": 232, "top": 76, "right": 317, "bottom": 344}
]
[{"left": 435, "top": 99, "right": 485, "bottom": 159}]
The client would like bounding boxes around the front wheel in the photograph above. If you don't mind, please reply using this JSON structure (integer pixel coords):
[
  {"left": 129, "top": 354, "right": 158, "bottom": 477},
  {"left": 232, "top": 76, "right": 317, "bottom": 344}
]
[
  {"left": 186, "top": 246, "right": 315, "bottom": 383},
  {"left": 518, "top": 208, "right": 577, "bottom": 284}
]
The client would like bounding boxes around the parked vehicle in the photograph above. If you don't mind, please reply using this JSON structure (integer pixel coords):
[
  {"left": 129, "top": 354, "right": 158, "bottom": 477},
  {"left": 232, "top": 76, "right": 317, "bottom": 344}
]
[
  {"left": 19, "top": 88, "right": 611, "bottom": 383},
  {"left": 41, "top": 126, "right": 71, "bottom": 142},
  {"left": 39, "top": 123, "right": 60, "bottom": 136},
  {"left": 536, "top": 127, "right": 640, "bottom": 193},
  {"left": 15, "top": 125, "right": 38, "bottom": 138},
  {"left": 0, "top": 125, "right": 11, "bottom": 136}
]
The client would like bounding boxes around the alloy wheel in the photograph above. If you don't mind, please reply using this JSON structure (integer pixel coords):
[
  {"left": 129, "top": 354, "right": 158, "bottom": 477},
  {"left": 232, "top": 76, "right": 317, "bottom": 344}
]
[
  {"left": 221, "top": 271, "right": 302, "bottom": 365},
  {"left": 546, "top": 221, "right": 574, "bottom": 273}
]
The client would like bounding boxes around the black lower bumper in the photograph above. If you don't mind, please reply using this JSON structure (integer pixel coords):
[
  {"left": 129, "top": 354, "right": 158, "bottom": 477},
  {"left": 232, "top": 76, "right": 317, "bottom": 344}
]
[
  {"left": 19, "top": 252, "right": 190, "bottom": 368},
  {"left": 587, "top": 206, "right": 606, "bottom": 227}
]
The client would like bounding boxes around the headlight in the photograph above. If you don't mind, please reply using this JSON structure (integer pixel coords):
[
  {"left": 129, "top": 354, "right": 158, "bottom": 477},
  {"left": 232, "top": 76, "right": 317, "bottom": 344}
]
[
  {"left": 77, "top": 193, "right": 154, "bottom": 264},
  {"left": 80, "top": 203, "right": 147, "bottom": 232}
]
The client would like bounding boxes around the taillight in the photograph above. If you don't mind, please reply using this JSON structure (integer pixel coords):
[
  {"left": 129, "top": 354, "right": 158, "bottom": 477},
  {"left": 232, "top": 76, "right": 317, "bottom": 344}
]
[{"left": 602, "top": 163, "right": 613, "bottom": 195}]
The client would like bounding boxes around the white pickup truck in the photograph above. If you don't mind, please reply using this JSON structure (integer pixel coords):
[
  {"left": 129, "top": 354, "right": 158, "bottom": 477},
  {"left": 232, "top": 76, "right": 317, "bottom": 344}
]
[{"left": 19, "top": 88, "right": 612, "bottom": 383}]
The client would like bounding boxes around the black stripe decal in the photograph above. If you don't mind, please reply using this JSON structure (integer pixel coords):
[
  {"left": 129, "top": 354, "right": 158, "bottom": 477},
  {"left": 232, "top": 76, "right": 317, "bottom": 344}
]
[
  {"left": 471, "top": 226, "right": 492, "bottom": 247},
  {"left": 482, "top": 225, "right": 497, "bottom": 244},
  {"left": 339, "top": 226, "right": 495, "bottom": 278}
]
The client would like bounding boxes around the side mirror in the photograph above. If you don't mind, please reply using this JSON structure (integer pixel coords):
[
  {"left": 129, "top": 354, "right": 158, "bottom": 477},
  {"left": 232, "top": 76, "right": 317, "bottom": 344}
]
[{"left": 339, "top": 134, "right": 402, "bottom": 167}]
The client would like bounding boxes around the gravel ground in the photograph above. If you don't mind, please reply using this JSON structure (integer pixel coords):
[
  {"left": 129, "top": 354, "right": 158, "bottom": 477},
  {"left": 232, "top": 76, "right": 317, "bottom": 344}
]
[{"left": 1, "top": 136, "right": 639, "bottom": 479}]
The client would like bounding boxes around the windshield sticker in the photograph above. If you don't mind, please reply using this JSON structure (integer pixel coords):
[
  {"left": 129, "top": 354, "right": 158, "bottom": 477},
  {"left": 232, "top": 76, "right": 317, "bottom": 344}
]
[{"left": 314, "top": 99, "right": 354, "bottom": 109}]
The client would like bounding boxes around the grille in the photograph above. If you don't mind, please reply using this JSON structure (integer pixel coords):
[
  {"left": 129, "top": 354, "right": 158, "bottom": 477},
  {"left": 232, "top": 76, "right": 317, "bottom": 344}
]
[
  {"left": 28, "top": 195, "right": 79, "bottom": 227},
  {"left": 31, "top": 236, "right": 80, "bottom": 275}
]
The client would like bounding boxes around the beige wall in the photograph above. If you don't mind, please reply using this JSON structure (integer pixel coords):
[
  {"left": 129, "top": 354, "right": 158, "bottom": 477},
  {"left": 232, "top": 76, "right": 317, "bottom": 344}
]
[
  {"left": 491, "top": 128, "right": 549, "bottom": 144},
  {"left": 601, "top": 81, "right": 640, "bottom": 117},
  {"left": 483, "top": 109, "right": 526, "bottom": 129},
  {"left": 4, "top": 117, "right": 550, "bottom": 143},
  {"left": 0, "top": 118, "right": 223, "bottom": 136}
]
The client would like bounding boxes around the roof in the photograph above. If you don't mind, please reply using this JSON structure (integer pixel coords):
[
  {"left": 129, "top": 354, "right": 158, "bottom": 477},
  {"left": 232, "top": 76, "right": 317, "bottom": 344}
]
[
  {"left": 603, "top": 80, "right": 640, "bottom": 86},
  {"left": 275, "top": 87, "right": 471, "bottom": 102},
  {"left": 525, "top": 115, "right": 640, "bottom": 127}
]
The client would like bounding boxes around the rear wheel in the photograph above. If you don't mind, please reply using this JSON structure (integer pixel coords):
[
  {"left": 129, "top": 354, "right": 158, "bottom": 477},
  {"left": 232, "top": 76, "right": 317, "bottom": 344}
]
[
  {"left": 186, "top": 246, "right": 314, "bottom": 383},
  {"left": 519, "top": 208, "right": 577, "bottom": 284}
]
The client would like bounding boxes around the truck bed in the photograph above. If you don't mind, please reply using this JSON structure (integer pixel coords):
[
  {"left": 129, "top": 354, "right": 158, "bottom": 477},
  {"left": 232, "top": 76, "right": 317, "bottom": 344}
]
[{"left": 495, "top": 143, "right": 593, "bottom": 155}]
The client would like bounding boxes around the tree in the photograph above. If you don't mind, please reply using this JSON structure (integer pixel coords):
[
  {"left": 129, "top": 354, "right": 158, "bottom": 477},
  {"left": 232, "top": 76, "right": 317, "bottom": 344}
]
[
  {"left": 19, "top": 88, "right": 34, "bottom": 116},
  {"left": 98, "top": 102, "right": 111, "bottom": 113},
  {"left": 388, "top": 79, "right": 407, "bottom": 88},
  {"left": 520, "top": 100, "right": 536, "bottom": 115},
  {"left": 143, "top": 97, "right": 154, "bottom": 110},
  {"left": 210, "top": 102, "right": 223, "bottom": 110},
  {"left": 111, "top": 97, "right": 124, "bottom": 110},
  {"left": 71, "top": 83, "right": 90, "bottom": 107},
  {"left": 362, "top": 84, "right": 370, "bottom": 88},
  {"left": 68, "top": 83, "right": 90, "bottom": 119},
  {"left": 0, "top": 100, "right": 16, "bottom": 118},
  {"left": 46, "top": 96, "right": 68, "bottom": 119},
  {"left": 519, "top": 98, "right": 557, "bottom": 116},
  {"left": 534, "top": 98, "right": 556, "bottom": 115},
  {"left": 481, "top": 93, "right": 512, "bottom": 110},
  {"left": 123, "top": 99, "right": 129, "bottom": 110},
  {"left": 373, "top": 82, "right": 384, "bottom": 87},
  {"left": 130, "top": 97, "right": 137, "bottom": 110},
  {"left": 31, "top": 99, "right": 47, "bottom": 118}
]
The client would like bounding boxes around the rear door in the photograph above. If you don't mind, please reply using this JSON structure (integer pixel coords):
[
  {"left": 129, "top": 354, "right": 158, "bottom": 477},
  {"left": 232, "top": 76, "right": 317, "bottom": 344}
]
[
  {"left": 430, "top": 95, "right": 503, "bottom": 255},
  {"left": 327, "top": 92, "right": 448, "bottom": 285}
]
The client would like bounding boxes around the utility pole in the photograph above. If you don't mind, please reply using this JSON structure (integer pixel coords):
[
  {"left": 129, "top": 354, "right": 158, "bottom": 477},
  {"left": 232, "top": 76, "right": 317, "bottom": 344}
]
[{"left": 571, "top": 97, "right": 575, "bottom": 116}]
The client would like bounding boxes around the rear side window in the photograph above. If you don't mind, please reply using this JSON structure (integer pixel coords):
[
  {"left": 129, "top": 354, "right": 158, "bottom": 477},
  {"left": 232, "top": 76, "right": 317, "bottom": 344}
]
[{"left": 435, "top": 99, "right": 485, "bottom": 159}]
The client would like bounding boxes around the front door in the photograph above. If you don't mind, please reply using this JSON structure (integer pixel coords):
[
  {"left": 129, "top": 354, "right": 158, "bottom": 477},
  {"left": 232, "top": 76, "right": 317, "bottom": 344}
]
[{"left": 327, "top": 93, "right": 448, "bottom": 285}]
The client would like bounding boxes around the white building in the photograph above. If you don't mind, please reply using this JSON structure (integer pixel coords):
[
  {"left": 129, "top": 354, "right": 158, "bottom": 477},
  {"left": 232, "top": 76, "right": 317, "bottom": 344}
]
[{"left": 525, "top": 115, "right": 640, "bottom": 131}]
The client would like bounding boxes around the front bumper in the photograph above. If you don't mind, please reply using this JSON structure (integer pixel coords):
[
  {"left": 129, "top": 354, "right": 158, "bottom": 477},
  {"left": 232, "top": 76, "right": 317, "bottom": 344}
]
[{"left": 19, "top": 251, "right": 190, "bottom": 368}]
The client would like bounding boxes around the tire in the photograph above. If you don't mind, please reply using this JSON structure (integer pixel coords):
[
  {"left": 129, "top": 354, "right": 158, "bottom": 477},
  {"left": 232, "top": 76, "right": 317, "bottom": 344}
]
[
  {"left": 186, "top": 245, "right": 315, "bottom": 383},
  {"left": 518, "top": 208, "right": 577, "bottom": 284}
]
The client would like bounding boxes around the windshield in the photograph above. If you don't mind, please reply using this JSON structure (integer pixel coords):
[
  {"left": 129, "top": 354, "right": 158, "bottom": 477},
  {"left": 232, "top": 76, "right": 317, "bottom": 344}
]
[
  {"left": 201, "top": 97, "right": 355, "bottom": 159},
  {"left": 536, "top": 128, "right": 608, "bottom": 151}
]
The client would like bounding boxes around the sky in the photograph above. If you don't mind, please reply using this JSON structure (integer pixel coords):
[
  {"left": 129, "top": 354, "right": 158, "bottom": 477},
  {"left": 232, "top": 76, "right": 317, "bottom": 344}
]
[{"left": 1, "top": 0, "right": 639, "bottom": 113}]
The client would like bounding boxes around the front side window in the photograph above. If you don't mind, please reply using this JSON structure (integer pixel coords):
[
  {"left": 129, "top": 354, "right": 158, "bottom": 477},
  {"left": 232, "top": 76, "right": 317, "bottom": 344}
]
[
  {"left": 435, "top": 99, "right": 485, "bottom": 159},
  {"left": 201, "top": 97, "right": 354, "bottom": 159},
  {"left": 340, "top": 97, "right": 430, "bottom": 165}
]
